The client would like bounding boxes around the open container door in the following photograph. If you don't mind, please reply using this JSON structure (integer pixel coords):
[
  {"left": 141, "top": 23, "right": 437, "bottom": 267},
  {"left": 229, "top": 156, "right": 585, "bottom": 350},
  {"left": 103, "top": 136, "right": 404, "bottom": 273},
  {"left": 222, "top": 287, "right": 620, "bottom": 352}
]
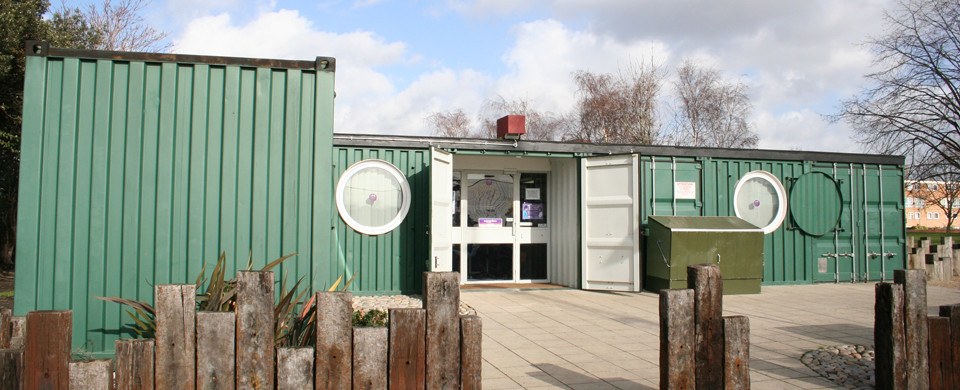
[
  {"left": 430, "top": 147, "right": 454, "bottom": 271},
  {"left": 581, "top": 154, "right": 641, "bottom": 291}
]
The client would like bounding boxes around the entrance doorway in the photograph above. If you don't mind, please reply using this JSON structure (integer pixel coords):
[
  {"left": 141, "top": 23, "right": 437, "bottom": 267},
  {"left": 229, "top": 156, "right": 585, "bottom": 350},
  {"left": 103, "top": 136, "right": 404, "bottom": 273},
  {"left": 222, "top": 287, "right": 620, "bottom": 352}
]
[{"left": 452, "top": 171, "right": 549, "bottom": 283}]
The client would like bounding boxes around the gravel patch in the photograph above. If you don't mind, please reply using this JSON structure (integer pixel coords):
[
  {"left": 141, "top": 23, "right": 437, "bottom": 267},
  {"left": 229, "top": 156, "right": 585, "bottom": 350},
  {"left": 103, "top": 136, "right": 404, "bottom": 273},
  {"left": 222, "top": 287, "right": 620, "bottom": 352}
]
[
  {"left": 801, "top": 345, "right": 875, "bottom": 389},
  {"left": 352, "top": 294, "right": 476, "bottom": 316}
]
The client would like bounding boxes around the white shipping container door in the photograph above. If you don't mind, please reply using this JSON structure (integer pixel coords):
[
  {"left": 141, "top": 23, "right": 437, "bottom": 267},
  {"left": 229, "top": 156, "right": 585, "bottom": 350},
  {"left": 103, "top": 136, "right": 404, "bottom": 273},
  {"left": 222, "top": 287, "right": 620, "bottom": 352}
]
[
  {"left": 430, "top": 147, "right": 454, "bottom": 271},
  {"left": 581, "top": 154, "right": 641, "bottom": 291}
]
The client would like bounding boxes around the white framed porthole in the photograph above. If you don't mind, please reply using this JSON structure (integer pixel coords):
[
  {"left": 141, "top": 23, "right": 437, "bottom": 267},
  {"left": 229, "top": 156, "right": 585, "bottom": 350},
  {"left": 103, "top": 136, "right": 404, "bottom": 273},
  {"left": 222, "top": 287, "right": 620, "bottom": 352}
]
[
  {"left": 733, "top": 170, "right": 787, "bottom": 234},
  {"left": 336, "top": 159, "right": 412, "bottom": 235}
]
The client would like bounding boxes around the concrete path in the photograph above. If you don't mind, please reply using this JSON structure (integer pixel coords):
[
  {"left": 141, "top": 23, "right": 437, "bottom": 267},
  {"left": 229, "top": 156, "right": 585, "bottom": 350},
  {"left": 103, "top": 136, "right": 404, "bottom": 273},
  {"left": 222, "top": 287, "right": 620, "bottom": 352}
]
[{"left": 461, "top": 283, "right": 960, "bottom": 389}]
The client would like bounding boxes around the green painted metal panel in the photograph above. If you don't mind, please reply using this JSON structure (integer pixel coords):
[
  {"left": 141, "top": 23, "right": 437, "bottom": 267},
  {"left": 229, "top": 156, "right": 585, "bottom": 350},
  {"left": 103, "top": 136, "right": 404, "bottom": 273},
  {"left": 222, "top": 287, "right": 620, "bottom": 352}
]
[
  {"left": 329, "top": 147, "right": 430, "bottom": 295},
  {"left": 699, "top": 159, "right": 809, "bottom": 284},
  {"left": 790, "top": 172, "right": 842, "bottom": 236},
  {"left": 805, "top": 163, "right": 905, "bottom": 283},
  {"left": 640, "top": 156, "right": 702, "bottom": 224},
  {"left": 15, "top": 51, "right": 335, "bottom": 356},
  {"left": 692, "top": 158, "right": 905, "bottom": 286}
]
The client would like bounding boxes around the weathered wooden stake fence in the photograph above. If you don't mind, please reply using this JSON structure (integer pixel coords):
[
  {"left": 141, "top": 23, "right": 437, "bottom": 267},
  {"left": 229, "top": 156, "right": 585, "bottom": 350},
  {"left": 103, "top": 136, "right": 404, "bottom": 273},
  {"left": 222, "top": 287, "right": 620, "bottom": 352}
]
[
  {"left": 907, "top": 235, "right": 960, "bottom": 281},
  {"left": 659, "top": 264, "right": 749, "bottom": 390},
  {"left": 875, "top": 269, "right": 960, "bottom": 390},
  {"left": 0, "top": 271, "right": 480, "bottom": 389}
]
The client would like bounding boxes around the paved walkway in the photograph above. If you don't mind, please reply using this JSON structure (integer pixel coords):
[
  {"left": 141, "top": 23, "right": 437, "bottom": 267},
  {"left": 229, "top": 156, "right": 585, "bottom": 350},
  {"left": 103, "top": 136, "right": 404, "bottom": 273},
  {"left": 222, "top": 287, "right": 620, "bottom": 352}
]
[{"left": 461, "top": 283, "right": 960, "bottom": 389}]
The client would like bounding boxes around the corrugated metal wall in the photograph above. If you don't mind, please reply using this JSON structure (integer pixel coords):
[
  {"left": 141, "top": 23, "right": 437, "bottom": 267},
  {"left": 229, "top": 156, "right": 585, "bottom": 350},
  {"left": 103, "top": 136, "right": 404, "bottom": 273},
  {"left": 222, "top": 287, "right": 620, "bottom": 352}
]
[
  {"left": 641, "top": 156, "right": 702, "bottom": 223},
  {"left": 548, "top": 158, "right": 580, "bottom": 288},
  {"left": 807, "top": 163, "right": 905, "bottom": 282},
  {"left": 329, "top": 147, "right": 430, "bottom": 294},
  {"left": 641, "top": 157, "right": 905, "bottom": 285},
  {"left": 700, "top": 159, "right": 809, "bottom": 284},
  {"left": 15, "top": 53, "right": 335, "bottom": 356}
]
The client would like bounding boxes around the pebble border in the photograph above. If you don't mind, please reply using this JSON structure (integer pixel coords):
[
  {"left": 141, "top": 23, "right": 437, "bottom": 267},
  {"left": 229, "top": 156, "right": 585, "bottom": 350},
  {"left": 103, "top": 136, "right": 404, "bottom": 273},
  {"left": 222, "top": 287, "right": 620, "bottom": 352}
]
[{"left": 800, "top": 345, "right": 875, "bottom": 389}]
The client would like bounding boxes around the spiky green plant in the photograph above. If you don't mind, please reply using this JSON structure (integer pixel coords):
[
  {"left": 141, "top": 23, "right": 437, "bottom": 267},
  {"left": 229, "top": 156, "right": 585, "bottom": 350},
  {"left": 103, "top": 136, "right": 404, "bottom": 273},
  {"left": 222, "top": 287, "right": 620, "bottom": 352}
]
[
  {"left": 99, "top": 251, "right": 297, "bottom": 340},
  {"left": 276, "top": 273, "right": 356, "bottom": 348}
]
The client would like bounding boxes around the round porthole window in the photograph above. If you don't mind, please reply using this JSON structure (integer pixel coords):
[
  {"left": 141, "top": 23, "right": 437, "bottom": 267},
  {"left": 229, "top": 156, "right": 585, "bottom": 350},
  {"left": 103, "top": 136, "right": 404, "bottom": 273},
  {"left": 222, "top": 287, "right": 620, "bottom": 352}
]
[
  {"left": 335, "top": 160, "right": 411, "bottom": 235},
  {"left": 733, "top": 170, "right": 787, "bottom": 234}
]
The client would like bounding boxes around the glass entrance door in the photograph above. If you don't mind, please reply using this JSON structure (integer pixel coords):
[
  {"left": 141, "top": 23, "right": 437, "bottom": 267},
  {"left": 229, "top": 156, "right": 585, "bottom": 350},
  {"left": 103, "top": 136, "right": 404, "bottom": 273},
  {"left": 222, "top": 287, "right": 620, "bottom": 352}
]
[{"left": 452, "top": 171, "right": 549, "bottom": 283}]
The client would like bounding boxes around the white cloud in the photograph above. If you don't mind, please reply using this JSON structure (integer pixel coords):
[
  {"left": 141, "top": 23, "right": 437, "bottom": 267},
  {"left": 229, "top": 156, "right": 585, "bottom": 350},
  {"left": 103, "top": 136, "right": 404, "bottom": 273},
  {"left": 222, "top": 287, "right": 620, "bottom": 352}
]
[
  {"left": 448, "top": 0, "right": 890, "bottom": 152},
  {"left": 168, "top": 0, "right": 892, "bottom": 152},
  {"left": 753, "top": 109, "right": 857, "bottom": 153},
  {"left": 495, "top": 19, "right": 671, "bottom": 114},
  {"left": 173, "top": 7, "right": 446, "bottom": 134}
]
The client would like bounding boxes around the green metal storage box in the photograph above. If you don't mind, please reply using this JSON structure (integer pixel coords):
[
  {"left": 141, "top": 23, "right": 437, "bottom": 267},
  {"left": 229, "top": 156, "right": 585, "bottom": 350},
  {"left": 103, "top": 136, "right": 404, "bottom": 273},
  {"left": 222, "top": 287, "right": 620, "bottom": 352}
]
[{"left": 645, "top": 216, "right": 763, "bottom": 294}]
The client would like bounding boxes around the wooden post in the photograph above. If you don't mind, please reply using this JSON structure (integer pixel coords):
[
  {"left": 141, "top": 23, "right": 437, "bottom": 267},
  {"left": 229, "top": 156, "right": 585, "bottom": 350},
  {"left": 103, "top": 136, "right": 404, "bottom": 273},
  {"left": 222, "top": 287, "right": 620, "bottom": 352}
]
[
  {"left": 929, "top": 317, "right": 953, "bottom": 390},
  {"left": 938, "top": 304, "right": 960, "bottom": 389},
  {"left": 424, "top": 272, "right": 461, "bottom": 390},
  {"left": 10, "top": 316, "right": 24, "bottom": 349},
  {"left": 315, "top": 292, "right": 353, "bottom": 390},
  {"left": 875, "top": 282, "right": 906, "bottom": 390},
  {"left": 69, "top": 359, "right": 112, "bottom": 390},
  {"left": 276, "top": 347, "right": 314, "bottom": 390},
  {"left": 353, "top": 327, "right": 388, "bottom": 390},
  {"left": 115, "top": 339, "right": 155, "bottom": 390},
  {"left": 659, "top": 289, "right": 695, "bottom": 390},
  {"left": 388, "top": 308, "right": 425, "bottom": 389},
  {"left": 196, "top": 311, "right": 235, "bottom": 390},
  {"left": 235, "top": 271, "right": 274, "bottom": 390},
  {"left": 460, "top": 315, "right": 482, "bottom": 390},
  {"left": 0, "top": 309, "right": 11, "bottom": 349},
  {"left": 688, "top": 265, "right": 722, "bottom": 390},
  {"left": 23, "top": 310, "right": 71, "bottom": 390},
  {"left": 0, "top": 349, "right": 22, "bottom": 390},
  {"left": 722, "top": 316, "right": 750, "bottom": 390},
  {"left": 155, "top": 285, "right": 196, "bottom": 390},
  {"left": 895, "top": 269, "right": 929, "bottom": 389}
]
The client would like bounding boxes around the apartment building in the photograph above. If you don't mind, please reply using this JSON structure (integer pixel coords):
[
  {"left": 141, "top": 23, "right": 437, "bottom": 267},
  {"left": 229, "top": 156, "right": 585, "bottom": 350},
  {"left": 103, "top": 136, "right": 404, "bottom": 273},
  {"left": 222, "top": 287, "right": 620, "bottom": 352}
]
[{"left": 905, "top": 180, "right": 960, "bottom": 229}]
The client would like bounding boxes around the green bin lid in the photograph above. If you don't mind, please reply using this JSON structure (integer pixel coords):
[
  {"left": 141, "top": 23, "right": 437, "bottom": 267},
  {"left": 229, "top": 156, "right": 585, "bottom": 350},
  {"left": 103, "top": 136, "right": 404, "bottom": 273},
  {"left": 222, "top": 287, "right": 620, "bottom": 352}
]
[{"left": 648, "top": 216, "right": 763, "bottom": 231}]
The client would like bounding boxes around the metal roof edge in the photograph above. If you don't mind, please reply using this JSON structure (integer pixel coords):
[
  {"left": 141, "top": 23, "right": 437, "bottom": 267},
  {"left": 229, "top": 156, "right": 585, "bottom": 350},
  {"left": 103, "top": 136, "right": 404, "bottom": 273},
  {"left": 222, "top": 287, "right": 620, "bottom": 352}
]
[
  {"left": 25, "top": 41, "right": 334, "bottom": 71},
  {"left": 332, "top": 133, "right": 905, "bottom": 165}
]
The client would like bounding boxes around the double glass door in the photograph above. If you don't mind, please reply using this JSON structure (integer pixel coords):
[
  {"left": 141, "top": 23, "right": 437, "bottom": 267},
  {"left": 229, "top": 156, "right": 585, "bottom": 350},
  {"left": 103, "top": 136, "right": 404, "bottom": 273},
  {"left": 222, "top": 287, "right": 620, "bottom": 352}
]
[{"left": 452, "top": 171, "right": 549, "bottom": 283}]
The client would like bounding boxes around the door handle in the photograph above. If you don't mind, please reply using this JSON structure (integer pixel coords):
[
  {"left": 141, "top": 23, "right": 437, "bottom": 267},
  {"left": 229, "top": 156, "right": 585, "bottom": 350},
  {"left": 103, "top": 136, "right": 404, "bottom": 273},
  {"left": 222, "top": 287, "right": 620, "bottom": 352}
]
[{"left": 716, "top": 253, "right": 721, "bottom": 264}]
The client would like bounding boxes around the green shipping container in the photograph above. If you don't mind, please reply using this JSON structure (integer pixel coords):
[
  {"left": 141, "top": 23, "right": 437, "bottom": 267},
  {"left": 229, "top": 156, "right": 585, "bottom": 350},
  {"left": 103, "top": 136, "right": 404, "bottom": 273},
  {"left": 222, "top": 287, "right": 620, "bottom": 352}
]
[
  {"left": 645, "top": 216, "right": 763, "bottom": 294},
  {"left": 329, "top": 147, "right": 431, "bottom": 294},
  {"left": 14, "top": 43, "right": 336, "bottom": 356}
]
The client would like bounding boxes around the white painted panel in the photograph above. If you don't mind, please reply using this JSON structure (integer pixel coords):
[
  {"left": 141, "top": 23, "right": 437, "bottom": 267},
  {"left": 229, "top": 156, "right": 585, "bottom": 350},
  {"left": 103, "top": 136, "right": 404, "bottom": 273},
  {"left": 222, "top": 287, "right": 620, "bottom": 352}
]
[
  {"left": 548, "top": 158, "right": 580, "bottom": 288},
  {"left": 581, "top": 155, "right": 640, "bottom": 291},
  {"left": 430, "top": 147, "right": 453, "bottom": 271},
  {"left": 454, "top": 154, "right": 552, "bottom": 171}
]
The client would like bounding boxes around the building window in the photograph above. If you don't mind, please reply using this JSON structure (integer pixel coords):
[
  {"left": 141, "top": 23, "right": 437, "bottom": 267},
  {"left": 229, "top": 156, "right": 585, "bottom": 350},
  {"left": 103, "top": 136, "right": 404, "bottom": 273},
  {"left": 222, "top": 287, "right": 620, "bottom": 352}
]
[
  {"left": 905, "top": 198, "right": 914, "bottom": 207},
  {"left": 335, "top": 159, "right": 412, "bottom": 235},
  {"left": 733, "top": 170, "right": 787, "bottom": 234},
  {"left": 913, "top": 212, "right": 921, "bottom": 220},
  {"left": 928, "top": 183, "right": 939, "bottom": 190},
  {"left": 928, "top": 212, "right": 941, "bottom": 220}
]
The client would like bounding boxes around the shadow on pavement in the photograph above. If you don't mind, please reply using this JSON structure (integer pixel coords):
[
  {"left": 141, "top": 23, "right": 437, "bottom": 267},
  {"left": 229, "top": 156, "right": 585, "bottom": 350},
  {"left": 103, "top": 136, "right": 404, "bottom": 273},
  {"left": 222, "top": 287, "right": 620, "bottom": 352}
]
[
  {"left": 531, "top": 363, "right": 654, "bottom": 390},
  {"left": 777, "top": 323, "right": 873, "bottom": 344}
]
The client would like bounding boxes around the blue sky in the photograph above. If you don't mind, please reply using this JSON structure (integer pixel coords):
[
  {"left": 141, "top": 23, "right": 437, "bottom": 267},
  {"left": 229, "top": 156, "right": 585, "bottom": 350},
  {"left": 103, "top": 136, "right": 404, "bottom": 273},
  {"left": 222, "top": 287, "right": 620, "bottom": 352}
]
[{"left": 70, "top": 0, "right": 895, "bottom": 152}]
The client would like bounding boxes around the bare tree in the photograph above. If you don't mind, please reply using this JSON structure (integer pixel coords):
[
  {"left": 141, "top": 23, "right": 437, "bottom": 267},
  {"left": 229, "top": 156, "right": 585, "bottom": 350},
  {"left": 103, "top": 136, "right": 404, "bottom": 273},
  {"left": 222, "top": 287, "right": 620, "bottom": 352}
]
[
  {"left": 82, "top": 0, "right": 169, "bottom": 52},
  {"left": 567, "top": 62, "right": 662, "bottom": 144},
  {"left": 427, "top": 108, "right": 473, "bottom": 138},
  {"left": 838, "top": 0, "right": 960, "bottom": 170},
  {"left": 479, "top": 96, "right": 571, "bottom": 141},
  {"left": 672, "top": 60, "right": 757, "bottom": 148}
]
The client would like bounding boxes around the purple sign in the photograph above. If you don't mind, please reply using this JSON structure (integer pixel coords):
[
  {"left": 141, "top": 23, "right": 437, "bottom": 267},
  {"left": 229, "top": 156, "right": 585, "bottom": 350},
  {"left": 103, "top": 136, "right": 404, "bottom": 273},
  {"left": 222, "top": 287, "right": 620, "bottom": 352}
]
[{"left": 478, "top": 218, "right": 503, "bottom": 227}]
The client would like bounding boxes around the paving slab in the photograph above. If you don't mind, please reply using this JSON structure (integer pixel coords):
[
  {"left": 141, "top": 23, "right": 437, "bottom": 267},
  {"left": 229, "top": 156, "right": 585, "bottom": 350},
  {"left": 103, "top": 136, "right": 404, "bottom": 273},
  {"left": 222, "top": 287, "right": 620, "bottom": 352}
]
[{"left": 463, "top": 283, "right": 960, "bottom": 389}]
